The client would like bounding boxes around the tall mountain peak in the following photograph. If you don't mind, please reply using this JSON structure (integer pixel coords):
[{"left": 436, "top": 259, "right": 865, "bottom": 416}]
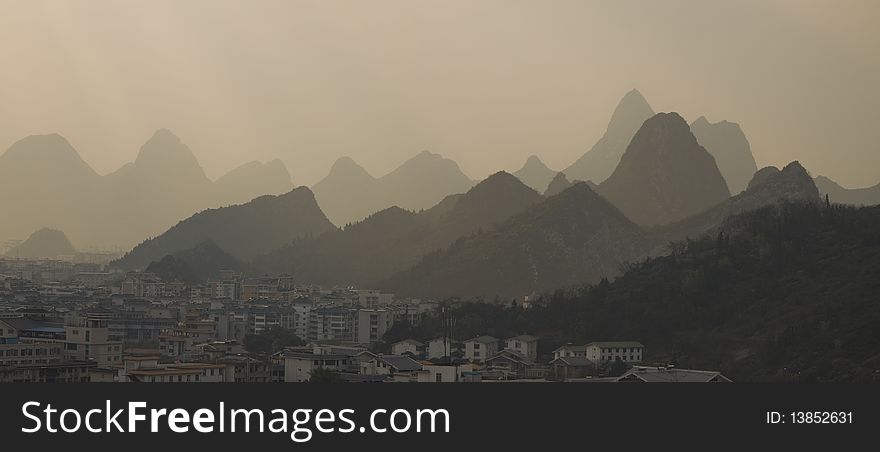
[
  {"left": 598, "top": 112, "right": 731, "bottom": 226},
  {"left": 690, "top": 115, "right": 758, "bottom": 194},
  {"left": 544, "top": 172, "right": 573, "bottom": 197},
  {"left": 564, "top": 89, "right": 656, "bottom": 184},
  {"left": 513, "top": 155, "right": 557, "bottom": 191}
]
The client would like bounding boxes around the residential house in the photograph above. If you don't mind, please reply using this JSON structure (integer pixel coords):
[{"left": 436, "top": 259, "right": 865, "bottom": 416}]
[
  {"left": 391, "top": 339, "right": 423, "bottom": 357},
  {"left": 584, "top": 341, "right": 644, "bottom": 364},
  {"left": 552, "top": 344, "right": 586, "bottom": 361},
  {"left": 549, "top": 356, "right": 595, "bottom": 381},
  {"left": 463, "top": 336, "right": 498, "bottom": 363},
  {"left": 616, "top": 366, "right": 732, "bottom": 383},
  {"left": 504, "top": 335, "right": 539, "bottom": 362}
]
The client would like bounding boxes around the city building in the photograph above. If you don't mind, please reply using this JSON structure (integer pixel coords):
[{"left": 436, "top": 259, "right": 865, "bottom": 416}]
[
  {"left": 584, "top": 341, "right": 645, "bottom": 364},
  {"left": 463, "top": 336, "right": 498, "bottom": 363}
]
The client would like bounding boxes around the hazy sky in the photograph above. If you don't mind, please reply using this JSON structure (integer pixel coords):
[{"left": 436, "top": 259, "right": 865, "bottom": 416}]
[{"left": 1, "top": 0, "right": 878, "bottom": 187}]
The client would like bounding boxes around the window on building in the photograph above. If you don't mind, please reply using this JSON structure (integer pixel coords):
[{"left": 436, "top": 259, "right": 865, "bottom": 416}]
[{"left": 435, "top": 373, "right": 442, "bottom": 382}]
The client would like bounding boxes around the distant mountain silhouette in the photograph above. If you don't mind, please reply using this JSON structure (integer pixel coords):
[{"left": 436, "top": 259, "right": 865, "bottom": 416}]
[
  {"left": 313, "top": 151, "right": 474, "bottom": 226},
  {"left": 4, "top": 228, "right": 76, "bottom": 259},
  {"left": 543, "top": 172, "right": 572, "bottom": 197},
  {"left": 214, "top": 159, "right": 293, "bottom": 206},
  {"left": 380, "top": 162, "right": 820, "bottom": 299},
  {"left": 0, "top": 134, "right": 101, "bottom": 245},
  {"left": 103, "top": 129, "right": 216, "bottom": 248},
  {"left": 653, "top": 161, "right": 820, "bottom": 247},
  {"left": 112, "top": 186, "right": 334, "bottom": 270},
  {"left": 814, "top": 176, "right": 880, "bottom": 206},
  {"left": 0, "top": 129, "right": 302, "bottom": 250},
  {"left": 598, "top": 112, "right": 731, "bottom": 226},
  {"left": 563, "top": 89, "right": 655, "bottom": 184},
  {"left": 254, "top": 171, "right": 541, "bottom": 285},
  {"left": 513, "top": 155, "right": 558, "bottom": 191},
  {"left": 145, "top": 240, "right": 244, "bottom": 284},
  {"left": 379, "top": 182, "right": 648, "bottom": 298},
  {"left": 690, "top": 116, "right": 758, "bottom": 194}
]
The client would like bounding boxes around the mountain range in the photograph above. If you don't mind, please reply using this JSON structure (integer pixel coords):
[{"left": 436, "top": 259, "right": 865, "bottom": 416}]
[
  {"left": 379, "top": 182, "right": 649, "bottom": 299},
  {"left": 312, "top": 151, "right": 475, "bottom": 227},
  {"left": 0, "top": 130, "right": 293, "bottom": 249},
  {"left": 814, "top": 176, "right": 880, "bottom": 206},
  {"left": 112, "top": 186, "right": 334, "bottom": 270},
  {"left": 562, "top": 90, "right": 759, "bottom": 198},
  {"left": 379, "top": 159, "right": 818, "bottom": 299},
  {"left": 253, "top": 171, "right": 542, "bottom": 285}
]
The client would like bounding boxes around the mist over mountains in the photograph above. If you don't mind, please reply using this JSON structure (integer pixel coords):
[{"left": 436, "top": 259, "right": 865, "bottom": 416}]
[
  {"left": 1, "top": 88, "right": 866, "bottom": 304},
  {"left": 112, "top": 187, "right": 334, "bottom": 270},
  {"left": 690, "top": 116, "right": 758, "bottom": 194},
  {"left": 0, "top": 129, "right": 293, "bottom": 250},
  {"left": 380, "top": 160, "right": 819, "bottom": 299},
  {"left": 3, "top": 228, "right": 76, "bottom": 259},
  {"left": 513, "top": 155, "right": 558, "bottom": 192},
  {"left": 312, "top": 151, "right": 475, "bottom": 227},
  {"left": 597, "top": 112, "right": 731, "bottom": 226},
  {"left": 814, "top": 176, "right": 880, "bottom": 206},
  {"left": 564, "top": 89, "right": 656, "bottom": 185},
  {"left": 254, "top": 171, "right": 542, "bottom": 285}
]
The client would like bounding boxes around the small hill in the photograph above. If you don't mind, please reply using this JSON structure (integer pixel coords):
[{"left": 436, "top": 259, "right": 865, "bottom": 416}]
[
  {"left": 145, "top": 240, "right": 244, "bottom": 284},
  {"left": 4, "top": 228, "right": 76, "bottom": 259}
]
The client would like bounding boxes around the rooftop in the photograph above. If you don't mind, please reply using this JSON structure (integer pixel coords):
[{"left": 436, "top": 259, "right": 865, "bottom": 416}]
[
  {"left": 465, "top": 335, "right": 498, "bottom": 344},
  {"left": 507, "top": 334, "right": 538, "bottom": 342},
  {"left": 377, "top": 355, "right": 422, "bottom": 372},
  {"left": 392, "top": 339, "right": 424, "bottom": 347},
  {"left": 586, "top": 341, "right": 645, "bottom": 349},
  {"left": 617, "top": 367, "right": 731, "bottom": 383}
]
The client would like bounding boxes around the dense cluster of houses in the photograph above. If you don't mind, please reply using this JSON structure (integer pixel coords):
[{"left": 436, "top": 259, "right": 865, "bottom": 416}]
[{"left": 0, "top": 257, "right": 730, "bottom": 383}]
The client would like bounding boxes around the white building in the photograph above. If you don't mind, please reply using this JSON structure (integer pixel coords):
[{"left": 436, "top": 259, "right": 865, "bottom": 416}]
[
  {"left": 283, "top": 352, "right": 353, "bottom": 382},
  {"left": 552, "top": 344, "right": 587, "bottom": 360},
  {"left": 391, "top": 339, "right": 423, "bottom": 357},
  {"left": 426, "top": 337, "right": 449, "bottom": 360},
  {"left": 416, "top": 364, "right": 474, "bottom": 383},
  {"left": 356, "top": 309, "right": 393, "bottom": 345},
  {"left": 584, "top": 341, "right": 644, "bottom": 364},
  {"left": 357, "top": 290, "right": 394, "bottom": 308},
  {"left": 504, "top": 335, "right": 539, "bottom": 362},
  {"left": 359, "top": 355, "right": 422, "bottom": 377},
  {"left": 290, "top": 300, "right": 312, "bottom": 340},
  {"left": 463, "top": 336, "right": 498, "bottom": 363}
]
